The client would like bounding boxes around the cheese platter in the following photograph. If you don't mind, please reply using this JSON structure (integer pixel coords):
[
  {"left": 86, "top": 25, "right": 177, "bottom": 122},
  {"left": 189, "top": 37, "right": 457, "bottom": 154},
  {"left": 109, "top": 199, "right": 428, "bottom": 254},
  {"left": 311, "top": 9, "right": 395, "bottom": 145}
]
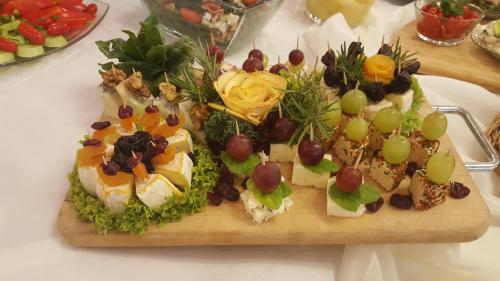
[{"left": 58, "top": 16, "right": 491, "bottom": 247}]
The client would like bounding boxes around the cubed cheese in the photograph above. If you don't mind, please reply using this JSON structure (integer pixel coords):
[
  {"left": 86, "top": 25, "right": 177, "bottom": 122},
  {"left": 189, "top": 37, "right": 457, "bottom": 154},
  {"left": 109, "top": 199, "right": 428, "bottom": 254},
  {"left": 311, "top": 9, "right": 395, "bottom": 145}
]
[
  {"left": 368, "top": 152, "right": 407, "bottom": 192},
  {"left": 269, "top": 144, "right": 297, "bottom": 163},
  {"left": 77, "top": 166, "right": 98, "bottom": 197},
  {"left": 338, "top": 113, "right": 362, "bottom": 133},
  {"left": 166, "top": 128, "right": 194, "bottom": 154},
  {"left": 408, "top": 131, "right": 440, "bottom": 168},
  {"left": 155, "top": 152, "right": 193, "bottom": 188},
  {"left": 240, "top": 189, "right": 293, "bottom": 224},
  {"left": 363, "top": 99, "right": 393, "bottom": 121},
  {"left": 291, "top": 154, "right": 332, "bottom": 189},
  {"left": 326, "top": 178, "right": 366, "bottom": 217},
  {"left": 136, "top": 174, "right": 182, "bottom": 209},
  {"left": 333, "top": 135, "right": 368, "bottom": 166},
  {"left": 368, "top": 125, "right": 396, "bottom": 151},
  {"left": 409, "top": 169, "right": 450, "bottom": 210},
  {"left": 95, "top": 176, "right": 133, "bottom": 214}
]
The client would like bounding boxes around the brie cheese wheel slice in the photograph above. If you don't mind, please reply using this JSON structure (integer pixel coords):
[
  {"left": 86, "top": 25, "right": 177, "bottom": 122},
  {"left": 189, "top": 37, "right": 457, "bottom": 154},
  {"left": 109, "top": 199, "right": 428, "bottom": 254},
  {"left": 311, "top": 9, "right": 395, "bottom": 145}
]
[
  {"left": 241, "top": 189, "right": 293, "bottom": 224},
  {"left": 95, "top": 176, "right": 133, "bottom": 214},
  {"left": 155, "top": 152, "right": 193, "bottom": 188},
  {"left": 166, "top": 128, "right": 194, "bottom": 154},
  {"left": 136, "top": 174, "right": 182, "bottom": 209},
  {"left": 101, "top": 90, "right": 122, "bottom": 119},
  {"left": 77, "top": 166, "right": 98, "bottom": 197},
  {"left": 326, "top": 178, "right": 366, "bottom": 217},
  {"left": 363, "top": 99, "right": 393, "bottom": 121},
  {"left": 291, "top": 154, "right": 332, "bottom": 189}
]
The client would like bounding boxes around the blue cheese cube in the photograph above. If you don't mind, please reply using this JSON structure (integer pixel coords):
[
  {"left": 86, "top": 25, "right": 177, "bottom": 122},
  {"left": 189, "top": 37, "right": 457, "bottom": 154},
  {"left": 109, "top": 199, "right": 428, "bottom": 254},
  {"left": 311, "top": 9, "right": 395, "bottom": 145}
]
[
  {"left": 269, "top": 144, "right": 297, "bottom": 163},
  {"left": 326, "top": 178, "right": 366, "bottom": 217},
  {"left": 136, "top": 174, "right": 182, "bottom": 209},
  {"left": 166, "top": 128, "right": 194, "bottom": 154},
  {"left": 155, "top": 152, "right": 193, "bottom": 188},
  {"left": 291, "top": 154, "right": 332, "bottom": 189},
  {"left": 240, "top": 188, "right": 293, "bottom": 224},
  {"left": 95, "top": 176, "right": 133, "bottom": 214}
]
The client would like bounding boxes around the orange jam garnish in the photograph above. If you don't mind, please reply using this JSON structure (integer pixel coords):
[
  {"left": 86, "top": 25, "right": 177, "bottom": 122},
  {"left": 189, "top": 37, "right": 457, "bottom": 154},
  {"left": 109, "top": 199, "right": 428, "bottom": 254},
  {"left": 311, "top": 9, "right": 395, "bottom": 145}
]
[
  {"left": 97, "top": 166, "right": 133, "bottom": 186},
  {"left": 77, "top": 144, "right": 106, "bottom": 167},
  {"left": 120, "top": 116, "right": 136, "bottom": 133},
  {"left": 151, "top": 146, "right": 176, "bottom": 166},
  {"left": 152, "top": 114, "right": 186, "bottom": 137},
  {"left": 132, "top": 163, "right": 148, "bottom": 180},
  {"left": 140, "top": 112, "right": 161, "bottom": 132},
  {"left": 92, "top": 126, "right": 120, "bottom": 142}
]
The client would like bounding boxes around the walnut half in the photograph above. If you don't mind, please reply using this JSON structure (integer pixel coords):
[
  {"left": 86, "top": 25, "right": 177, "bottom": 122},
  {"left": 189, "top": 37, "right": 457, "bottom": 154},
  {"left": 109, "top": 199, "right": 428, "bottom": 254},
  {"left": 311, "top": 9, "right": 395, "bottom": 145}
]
[{"left": 101, "top": 67, "right": 126, "bottom": 90}]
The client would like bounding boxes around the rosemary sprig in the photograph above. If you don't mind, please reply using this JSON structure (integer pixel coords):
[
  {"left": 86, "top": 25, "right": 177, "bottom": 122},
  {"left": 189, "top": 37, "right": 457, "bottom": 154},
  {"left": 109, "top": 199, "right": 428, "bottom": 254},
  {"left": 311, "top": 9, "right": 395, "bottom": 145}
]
[
  {"left": 391, "top": 37, "right": 418, "bottom": 70},
  {"left": 336, "top": 42, "right": 365, "bottom": 84}
]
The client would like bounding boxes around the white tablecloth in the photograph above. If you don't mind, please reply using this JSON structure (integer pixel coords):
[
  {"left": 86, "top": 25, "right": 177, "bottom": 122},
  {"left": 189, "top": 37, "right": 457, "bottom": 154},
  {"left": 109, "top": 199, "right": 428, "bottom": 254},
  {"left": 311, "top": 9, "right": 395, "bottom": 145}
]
[{"left": 1, "top": 1, "right": 499, "bottom": 280}]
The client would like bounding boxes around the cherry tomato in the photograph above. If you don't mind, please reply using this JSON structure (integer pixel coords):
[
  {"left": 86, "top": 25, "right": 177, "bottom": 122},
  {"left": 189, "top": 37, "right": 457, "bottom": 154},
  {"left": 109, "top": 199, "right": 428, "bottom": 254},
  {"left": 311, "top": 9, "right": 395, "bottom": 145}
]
[
  {"left": 83, "top": 3, "right": 97, "bottom": 14},
  {"left": 464, "top": 10, "right": 479, "bottom": 20},
  {"left": 0, "top": 37, "right": 17, "bottom": 52},
  {"left": 32, "top": 16, "right": 54, "bottom": 27},
  {"left": 417, "top": 14, "right": 442, "bottom": 39},
  {"left": 24, "top": 6, "right": 64, "bottom": 23},
  {"left": 421, "top": 5, "right": 443, "bottom": 18},
  {"left": 47, "top": 21, "right": 69, "bottom": 36},
  {"left": 18, "top": 22, "right": 45, "bottom": 45},
  {"left": 443, "top": 16, "right": 470, "bottom": 39},
  {"left": 61, "top": 3, "right": 87, "bottom": 12},
  {"left": 0, "top": 1, "right": 16, "bottom": 15},
  {"left": 179, "top": 8, "right": 202, "bottom": 24},
  {"left": 12, "top": 0, "right": 54, "bottom": 16},
  {"left": 59, "top": 10, "right": 95, "bottom": 22}
]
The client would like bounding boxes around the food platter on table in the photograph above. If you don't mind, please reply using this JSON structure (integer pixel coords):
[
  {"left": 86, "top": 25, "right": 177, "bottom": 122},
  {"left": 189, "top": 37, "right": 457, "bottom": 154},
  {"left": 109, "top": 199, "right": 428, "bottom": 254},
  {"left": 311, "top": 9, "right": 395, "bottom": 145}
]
[{"left": 57, "top": 16, "right": 490, "bottom": 247}]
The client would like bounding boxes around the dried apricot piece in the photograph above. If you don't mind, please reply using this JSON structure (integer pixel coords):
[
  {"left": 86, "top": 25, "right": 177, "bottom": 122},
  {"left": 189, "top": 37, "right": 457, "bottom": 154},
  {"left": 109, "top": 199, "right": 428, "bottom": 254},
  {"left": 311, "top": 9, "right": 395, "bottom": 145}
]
[
  {"left": 151, "top": 146, "right": 176, "bottom": 165},
  {"left": 97, "top": 166, "right": 133, "bottom": 186}
]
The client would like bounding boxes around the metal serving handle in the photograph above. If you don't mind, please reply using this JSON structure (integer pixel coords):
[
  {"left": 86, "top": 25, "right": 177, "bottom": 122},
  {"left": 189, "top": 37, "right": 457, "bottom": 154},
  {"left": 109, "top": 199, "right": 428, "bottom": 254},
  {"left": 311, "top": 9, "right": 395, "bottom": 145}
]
[{"left": 432, "top": 105, "right": 499, "bottom": 172}]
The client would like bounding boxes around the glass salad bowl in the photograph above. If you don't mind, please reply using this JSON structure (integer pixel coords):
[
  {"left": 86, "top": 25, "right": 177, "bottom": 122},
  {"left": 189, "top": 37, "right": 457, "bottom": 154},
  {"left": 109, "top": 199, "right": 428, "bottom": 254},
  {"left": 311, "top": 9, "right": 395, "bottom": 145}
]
[{"left": 140, "top": 0, "right": 284, "bottom": 54}]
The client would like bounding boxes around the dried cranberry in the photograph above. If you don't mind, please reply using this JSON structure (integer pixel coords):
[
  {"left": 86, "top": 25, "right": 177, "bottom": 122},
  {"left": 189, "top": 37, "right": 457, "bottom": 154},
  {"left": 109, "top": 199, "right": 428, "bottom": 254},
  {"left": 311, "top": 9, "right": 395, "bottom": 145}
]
[
  {"left": 153, "top": 142, "right": 167, "bottom": 155},
  {"left": 207, "top": 192, "right": 223, "bottom": 206},
  {"left": 365, "top": 197, "right": 384, "bottom": 213},
  {"left": 152, "top": 134, "right": 168, "bottom": 145},
  {"left": 450, "top": 182, "right": 470, "bottom": 199},
  {"left": 166, "top": 114, "right": 179, "bottom": 126},
  {"left": 224, "top": 187, "right": 240, "bottom": 201},
  {"left": 127, "top": 152, "right": 143, "bottom": 169},
  {"left": 405, "top": 162, "right": 418, "bottom": 177},
  {"left": 102, "top": 161, "right": 120, "bottom": 176},
  {"left": 214, "top": 181, "right": 231, "bottom": 196},
  {"left": 118, "top": 105, "right": 133, "bottom": 119},
  {"left": 145, "top": 104, "right": 159, "bottom": 113},
  {"left": 241, "top": 177, "right": 249, "bottom": 189},
  {"left": 218, "top": 165, "right": 234, "bottom": 185},
  {"left": 91, "top": 121, "right": 111, "bottom": 130},
  {"left": 390, "top": 193, "right": 412, "bottom": 210},
  {"left": 83, "top": 139, "right": 101, "bottom": 147}
]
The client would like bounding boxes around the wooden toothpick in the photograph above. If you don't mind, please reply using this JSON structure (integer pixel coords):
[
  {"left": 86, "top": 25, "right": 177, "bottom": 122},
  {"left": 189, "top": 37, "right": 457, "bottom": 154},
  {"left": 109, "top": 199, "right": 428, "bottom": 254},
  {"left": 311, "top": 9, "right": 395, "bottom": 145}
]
[
  {"left": 309, "top": 124, "right": 314, "bottom": 141},
  {"left": 164, "top": 72, "right": 169, "bottom": 83},
  {"left": 278, "top": 102, "right": 283, "bottom": 118},
  {"left": 354, "top": 150, "right": 363, "bottom": 169},
  {"left": 235, "top": 120, "right": 240, "bottom": 136}
]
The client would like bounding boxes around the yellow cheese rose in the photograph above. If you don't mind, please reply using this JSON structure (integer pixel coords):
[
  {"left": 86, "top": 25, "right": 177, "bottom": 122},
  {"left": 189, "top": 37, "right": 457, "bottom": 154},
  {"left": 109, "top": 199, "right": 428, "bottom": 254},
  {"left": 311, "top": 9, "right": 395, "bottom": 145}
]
[
  {"left": 211, "top": 71, "right": 287, "bottom": 125},
  {"left": 364, "top": 55, "right": 395, "bottom": 85}
]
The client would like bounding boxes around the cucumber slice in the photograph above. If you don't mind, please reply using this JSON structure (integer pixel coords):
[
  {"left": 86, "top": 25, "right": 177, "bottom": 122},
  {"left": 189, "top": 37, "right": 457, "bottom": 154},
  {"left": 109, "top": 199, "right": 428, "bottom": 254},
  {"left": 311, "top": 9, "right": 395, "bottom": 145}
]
[
  {"left": 7, "top": 35, "right": 26, "bottom": 45},
  {"left": 0, "top": 20, "right": 21, "bottom": 32},
  {"left": 17, "top": 44, "right": 45, "bottom": 58},
  {"left": 44, "top": 35, "right": 68, "bottom": 48},
  {"left": 0, "top": 51, "right": 15, "bottom": 63}
]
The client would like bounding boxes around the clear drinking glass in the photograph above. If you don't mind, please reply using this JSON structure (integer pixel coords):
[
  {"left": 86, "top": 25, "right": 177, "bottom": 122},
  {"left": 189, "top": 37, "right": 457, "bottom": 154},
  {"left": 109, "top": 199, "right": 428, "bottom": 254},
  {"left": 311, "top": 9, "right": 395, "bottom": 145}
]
[{"left": 305, "top": 0, "right": 375, "bottom": 27}]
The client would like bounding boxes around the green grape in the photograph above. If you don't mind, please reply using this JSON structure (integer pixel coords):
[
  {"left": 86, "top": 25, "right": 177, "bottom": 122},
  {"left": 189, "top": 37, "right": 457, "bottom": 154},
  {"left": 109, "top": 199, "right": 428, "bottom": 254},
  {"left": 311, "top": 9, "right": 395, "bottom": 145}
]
[
  {"left": 345, "top": 118, "right": 369, "bottom": 141},
  {"left": 426, "top": 152, "right": 455, "bottom": 184},
  {"left": 341, "top": 89, "right": 368, "bottom": 115},
  {"left": 323, "top": 102, "right": 341, "bottom": 127},
  {"left": 373, "top": 107, "right": 402, "bottom": 134},
  {"left": 382, "top": 135, "right": 411, "bottom": 164},
  {"left": 421, "top": 112, "right": 447, "bottom": 140}
]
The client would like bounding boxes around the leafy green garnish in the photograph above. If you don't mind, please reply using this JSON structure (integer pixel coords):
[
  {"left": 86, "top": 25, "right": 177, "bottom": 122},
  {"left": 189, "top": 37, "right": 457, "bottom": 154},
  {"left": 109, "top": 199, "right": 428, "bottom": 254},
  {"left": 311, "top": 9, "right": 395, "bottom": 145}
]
[
  {"left": 328, "top": 183, "right": 380, "bottom": 212},
  {"left": 440, "top": 0, "right": 469, "bottom": 17},
  {"left": 247, "top": 179, "right": 293, "bottom": 210},
  {"left": 220, "top": 152, "right": 260, "bottom": 176},
  {"left": 96, "top": 16, "right": 195, "bottom": 96},
  {"left": 303, "top": 158, "right": 339, "bottom": 174},
  {"left": 203, "top": 110, "right": 258, "bottom": 145},
  {"left": 69, "top": 144, "right": 217, "bottom": 234},
  {"left": 401, "top": 77, "right": 424, "bottom": 136}
]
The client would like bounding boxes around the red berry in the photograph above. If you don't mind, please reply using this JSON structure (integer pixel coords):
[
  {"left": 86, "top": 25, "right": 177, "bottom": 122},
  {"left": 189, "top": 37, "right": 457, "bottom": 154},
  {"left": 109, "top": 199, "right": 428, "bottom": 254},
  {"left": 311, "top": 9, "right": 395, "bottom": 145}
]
[
  {"left": 145, "top": 104, "right": 159, "bottom": 113},
  {"left": 252, "top": 162, "right": 281, "bottom": 193},
  {"left": 166, "top": 114, "right": 179, "bottom": 126},
  {"left": 83, "top": 139, "right": 101, "bottom": 147},
  {"left": 273, "top": 117, "right": 296, "bottom": 142},
  {"left": 288, "top": 49, "right": 304, "bottom": 66},
  {"left": 298, "top": 140, "right": 324, "bottom": 165},
  {"left": 91, "top": 121, "right": 111, "bottom": 130},
  {"left": 336, "top": 166, "right": 362, "bottom": 193},
  {"left": 242, "top": 57, "right": 264, "bottom": 73},
  {"left": 269, "top": 63, "right": 288, "bottom": 75},
  {"left": 248, "top": 49, "right": 263, "bottom": 61},
  {"left": 118, "top": 105, "right": 133, "bottom": 119},
  {"left": 126, "top": 152, "right": 143, "bottom": 169},
  {"left": 207, "top": 45, "right": 224, "bottom": 64},
  {"left": 226, "top": 134, "right": 253, "bottom": 162}
]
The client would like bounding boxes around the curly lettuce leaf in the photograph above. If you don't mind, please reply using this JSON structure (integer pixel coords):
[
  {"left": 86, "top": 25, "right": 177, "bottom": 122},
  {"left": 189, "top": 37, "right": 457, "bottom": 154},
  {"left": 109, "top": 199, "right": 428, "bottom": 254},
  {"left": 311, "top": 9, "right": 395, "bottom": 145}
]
[
  {"left": 220, "top": 152, "right": 260, "bottom": 177},
  {"left": 247, "top": 179, "right": 292, "bottom": 210},
  {"left": 401, "top": 77, "right": 424, "bottom": 136},
  {"left": 303, "top": 158, "right": 339, "bottom": 174},
  {"left": 68, "top": 144, "right": 217, "bottom": 235}
]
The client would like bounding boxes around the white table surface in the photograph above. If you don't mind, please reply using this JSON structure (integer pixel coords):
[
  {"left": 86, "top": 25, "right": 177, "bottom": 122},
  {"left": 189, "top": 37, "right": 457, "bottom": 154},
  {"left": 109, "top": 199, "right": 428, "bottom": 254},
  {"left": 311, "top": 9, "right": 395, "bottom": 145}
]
[{"left": 0, "top": 1, "right": 499, "bottom": 280}]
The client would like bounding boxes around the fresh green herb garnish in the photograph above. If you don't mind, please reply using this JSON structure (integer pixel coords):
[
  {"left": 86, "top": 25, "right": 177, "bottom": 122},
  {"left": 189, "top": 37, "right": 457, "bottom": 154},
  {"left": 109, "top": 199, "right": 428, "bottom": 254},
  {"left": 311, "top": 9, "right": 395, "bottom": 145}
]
[
  {"left": 203, "top": 110, "right": 258, "bottom": 145},
  {"left": 328, "top": 183, "right": 380, "bottom": 212},
  {"left": 69, "top": 144, "right": 218, "bottom": 234},
  {"left": 391, "top": 38, "right": 418, "bottom": 71},
  {"left": 247, "top": 179, "right": 293, "bottom": 210},
  {"left": 337, "top": 42, "right": 365, "bottom": 83},
  {"left": 303, "top": 158, "right": 339, "bottom": 174},
  {"left": 401, "top": 77, "right": 424, "bottom": 136},
  {"left": 440, "top": 0, "right": 469, "bottom": 17},
  {"left": 96, "top": 16, "right": 195, "bottom": 96},
  {"left": 220, "top": 152, "right": 260, "bottom": 177}
]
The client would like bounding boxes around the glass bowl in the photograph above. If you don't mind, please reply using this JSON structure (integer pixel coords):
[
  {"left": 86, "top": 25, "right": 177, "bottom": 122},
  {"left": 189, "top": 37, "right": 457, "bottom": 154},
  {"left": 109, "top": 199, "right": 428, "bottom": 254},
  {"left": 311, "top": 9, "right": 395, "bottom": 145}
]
[
  {"left": 414, "top": 0, "right": 484, "bottom": 46},
  {"left": 140, "top": 0, "right": 283, "bottom": 54}
]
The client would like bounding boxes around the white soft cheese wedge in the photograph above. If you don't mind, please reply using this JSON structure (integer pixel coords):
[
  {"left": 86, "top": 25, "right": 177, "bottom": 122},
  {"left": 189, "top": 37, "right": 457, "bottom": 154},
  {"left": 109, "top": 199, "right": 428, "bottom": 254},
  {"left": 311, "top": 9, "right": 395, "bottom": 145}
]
[
  {"left": 95, "top": 176, "right": 133, "bottom": 214},
  {"left": 326, "top": 178, "right": 366, "bottom": 217},
  {"left": 241, "top": 189, "right": 293, "bottom": 224},
  {"left": 178, "top": 100, "right": 195, "bottom": 131},
  {"left": 155, "top": 152, "right": 193, "bottom": 188},
  {"left": 135, "top": 174, "right": 182, "bottom": 209},
  {"left": 115, "top": 80, "right": 153, "bottom": 114},
  {"left": 166, "top": 128, "right": 194, "bottom": 154},
  {"left": 269, "top": 144, "right": 297, "bottom": 163},
  {"left": 291, "top": 154, "right": 332, "bottom": 189},
  {"left": 385, "top": 89, "right": 413, "bottom": 113},
  {"left": 101, "top": 89, "right": 122, "bottom": 119},
  {"left": 363, "top": 99, "right": 393, "bottom": 121},
  {"left": 77, "top": 166, "right": 98, "bottom": 197}
]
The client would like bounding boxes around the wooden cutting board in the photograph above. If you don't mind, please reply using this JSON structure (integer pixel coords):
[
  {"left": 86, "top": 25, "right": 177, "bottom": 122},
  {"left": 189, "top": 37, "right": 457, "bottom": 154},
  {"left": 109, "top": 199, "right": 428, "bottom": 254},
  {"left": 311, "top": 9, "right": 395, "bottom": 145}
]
[
  {"left": 396, "top": 21, "right": 500, "bottom": 94},
  {"left": 57, "top": 99, "right": 489, "bottom": 247}
]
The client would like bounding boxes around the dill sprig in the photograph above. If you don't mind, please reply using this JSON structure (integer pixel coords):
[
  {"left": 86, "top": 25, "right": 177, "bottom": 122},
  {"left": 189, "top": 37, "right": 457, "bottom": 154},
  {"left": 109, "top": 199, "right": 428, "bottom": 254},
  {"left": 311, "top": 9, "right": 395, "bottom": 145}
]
[
  {"left": 391, "top": 37, "right": 418, "bottom": 70},
  {"left": 169, "top": 40, "right": 220, "bottom": 104},
  {"left": 281, "top": 70, "right": 337, "bottom": 145}
]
